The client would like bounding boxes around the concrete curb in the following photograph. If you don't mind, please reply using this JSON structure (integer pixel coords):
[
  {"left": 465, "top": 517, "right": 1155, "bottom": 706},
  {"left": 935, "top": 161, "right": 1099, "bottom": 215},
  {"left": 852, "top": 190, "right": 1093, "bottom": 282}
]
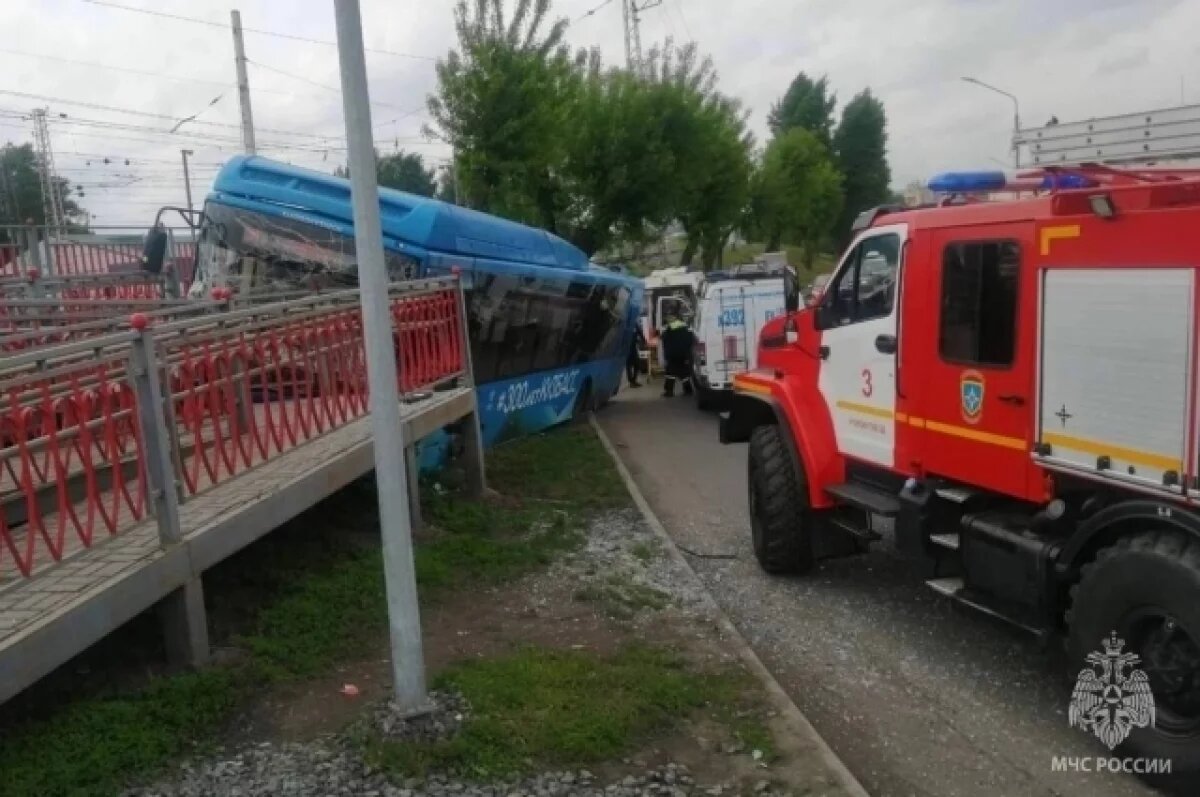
[{"left": 591, "top": 414, "right": 871, "bottom": 797}]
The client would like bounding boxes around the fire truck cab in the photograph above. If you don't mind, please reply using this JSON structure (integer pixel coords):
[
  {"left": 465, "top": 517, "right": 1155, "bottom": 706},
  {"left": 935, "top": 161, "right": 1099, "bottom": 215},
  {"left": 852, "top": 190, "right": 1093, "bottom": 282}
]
[{"left": 720, "top": 166, "right": 1200, "bottom": 766}]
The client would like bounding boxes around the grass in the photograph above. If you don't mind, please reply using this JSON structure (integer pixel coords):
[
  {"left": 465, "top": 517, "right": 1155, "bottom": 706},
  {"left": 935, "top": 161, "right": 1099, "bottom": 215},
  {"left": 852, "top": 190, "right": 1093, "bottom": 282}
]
[
  {"left": 487, "top": 425, "right": 631, "bottom": 512},
  {"left": 630, "top": 541, "right": 657, "bottom": 562},
  {"left": 0, "top": 424, "right": 632, "bottom": 797},
  {"left": 364, "top": 646, "right": 735, "bottom": 779},
  {"left": 574, "top": 574, "right": 670, "bottom": 620}
]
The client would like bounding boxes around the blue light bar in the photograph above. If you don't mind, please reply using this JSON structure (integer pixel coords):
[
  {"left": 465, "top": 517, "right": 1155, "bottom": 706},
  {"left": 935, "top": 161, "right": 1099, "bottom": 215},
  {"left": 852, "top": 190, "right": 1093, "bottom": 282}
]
[
  {"left": 927, "top": 171, "right": 1008, "bottom": 193},
  {"left": 928, "top": 170, "right": 1099, "bottom": 194}
]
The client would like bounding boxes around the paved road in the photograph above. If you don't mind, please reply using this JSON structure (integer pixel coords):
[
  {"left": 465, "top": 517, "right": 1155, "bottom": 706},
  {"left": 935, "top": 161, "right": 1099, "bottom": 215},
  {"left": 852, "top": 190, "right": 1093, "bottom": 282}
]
[{"left": 599, "top": 385, "right": 1194, "bottom": 797}]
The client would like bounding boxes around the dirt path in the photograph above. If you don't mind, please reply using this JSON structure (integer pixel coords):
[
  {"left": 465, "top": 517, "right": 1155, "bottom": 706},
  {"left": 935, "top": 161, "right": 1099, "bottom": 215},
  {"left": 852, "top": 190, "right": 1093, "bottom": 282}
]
[{"left": 598, "top": 385, "right": 1189, "bottom": 797}]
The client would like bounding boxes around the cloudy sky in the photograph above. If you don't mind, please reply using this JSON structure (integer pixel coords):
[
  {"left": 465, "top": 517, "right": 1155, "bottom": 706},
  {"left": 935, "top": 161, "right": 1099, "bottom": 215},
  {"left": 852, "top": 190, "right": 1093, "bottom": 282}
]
[{"left": 0, "top": 0, "right": 1195, "bottom": 227}]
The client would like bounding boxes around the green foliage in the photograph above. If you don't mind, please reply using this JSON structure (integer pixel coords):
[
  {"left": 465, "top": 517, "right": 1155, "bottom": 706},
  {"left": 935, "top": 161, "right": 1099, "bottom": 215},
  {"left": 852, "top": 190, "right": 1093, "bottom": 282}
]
[
  {"left": 488, "top": 423, "right": 630, "bottom": 510},
  {"left": 377, "top": 151, "right": 438, "bottom": 197},
  {"left": 0, "top": 425, "right": 626, "bottom": 796},
  {"left": 427, "top": 3, "right": 750, "bottom": 260},
  {"left": 364, "top": 646, "right": 733, "bottom": 778},
  {"left": 0, "top": 668, "right": 242, "bottom": 797},
  {"left": 753, "top": 129, "right": 843, "bottom": 269},
  {"left": 426, "top": 0, "right": 577, "bottom": 229},
  {"left": 834, "top": 89, "right": 891, "bottom": 242},
  {"left": 767, "top": 72, "right": 837, "bottom": 146},
  {"left": 0, "top": 142, "right": 86, "bottom": 231},
  {"left": 416, "top": 498, "right": 583, "bottom": 593}
]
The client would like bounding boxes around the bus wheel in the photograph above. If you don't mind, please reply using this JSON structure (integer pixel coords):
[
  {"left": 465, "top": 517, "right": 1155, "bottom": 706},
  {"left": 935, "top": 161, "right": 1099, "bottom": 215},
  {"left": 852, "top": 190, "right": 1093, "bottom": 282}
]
[
  {"left": 747, "top": 424, "right": 814, "bottom": 575},
  {"left": 1067, "top": 530, "right": 1200, "bottom": 769},
  {"left": 572, "top": 379, "right": 593, "bottom": 423}
]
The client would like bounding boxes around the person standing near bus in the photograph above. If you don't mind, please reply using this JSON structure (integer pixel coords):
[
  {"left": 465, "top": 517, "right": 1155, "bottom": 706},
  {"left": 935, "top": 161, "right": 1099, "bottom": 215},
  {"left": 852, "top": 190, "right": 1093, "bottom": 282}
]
[
  {"left": 660, "top": 311, "right": 695, "bottom": 398},
  {"left": 627, "top": 324, "right": 647, "bottom": 387}
]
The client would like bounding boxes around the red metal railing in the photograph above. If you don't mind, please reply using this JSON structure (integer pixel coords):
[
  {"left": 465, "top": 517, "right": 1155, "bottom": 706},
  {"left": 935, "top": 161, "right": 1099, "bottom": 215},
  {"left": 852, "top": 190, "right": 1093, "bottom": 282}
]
[
  {"left": 0, "top": 280, "right": 466, "bottom": 579},
  {"left": 0, "top": 228, "right": 195, "bottom": 289},
  {"left": 0, "top": 341, "right": 147, "bottom": 578}
]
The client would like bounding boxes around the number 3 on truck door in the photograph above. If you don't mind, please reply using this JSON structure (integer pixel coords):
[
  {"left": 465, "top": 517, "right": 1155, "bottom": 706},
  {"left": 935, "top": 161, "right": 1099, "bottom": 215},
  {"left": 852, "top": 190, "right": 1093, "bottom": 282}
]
[{"left": 815, "top": 226, "right": 905, "bottom": 469}]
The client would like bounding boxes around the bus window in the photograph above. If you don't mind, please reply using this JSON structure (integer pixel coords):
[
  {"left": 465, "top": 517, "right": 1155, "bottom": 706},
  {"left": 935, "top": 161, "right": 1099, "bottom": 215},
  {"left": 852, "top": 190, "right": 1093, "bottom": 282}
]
[
  {"left": 466, "top": 270, "right": 628, "bottom": 383},
  {"left": 192, "top": 201, "right": 419, "bottom": 295}
]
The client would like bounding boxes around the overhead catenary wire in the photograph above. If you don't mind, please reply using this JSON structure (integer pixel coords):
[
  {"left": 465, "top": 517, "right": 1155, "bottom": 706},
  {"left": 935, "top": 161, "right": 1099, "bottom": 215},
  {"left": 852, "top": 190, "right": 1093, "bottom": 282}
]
[
  {"left": 1, "top": 89, "right": 434, "bottom": 151},
  {"left": 575, "top": 0, "right": 616, "bottom": 23},
  {"left": 0, "top": 88, "right": 359, "bottom": 143},
  {"left": 246, "top": 58, "right": 422, "bottom": 118},
  {"left": 81, "top": 0, "right": 437, "bottom": 61},
  {"left": 0, "top": 46, "right": 293, "bottom": 95},
  {"left": 672, "top": 0, "right": 695, "bottom": 40}
]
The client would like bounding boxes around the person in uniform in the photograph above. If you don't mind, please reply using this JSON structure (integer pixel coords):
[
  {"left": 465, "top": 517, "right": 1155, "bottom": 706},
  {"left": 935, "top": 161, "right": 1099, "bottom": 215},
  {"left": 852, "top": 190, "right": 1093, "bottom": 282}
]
[
  {"left": 626, "top": 324, "right": 648, "bottom": 387},
  {"left": 659, "top": 311, "right": 695, "bottom": 398}
]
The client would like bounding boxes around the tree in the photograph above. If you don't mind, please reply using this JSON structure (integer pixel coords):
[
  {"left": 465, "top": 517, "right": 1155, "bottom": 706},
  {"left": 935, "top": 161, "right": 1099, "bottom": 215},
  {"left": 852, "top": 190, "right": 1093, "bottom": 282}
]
[
  {"left": 754, "top": 128, "right": 842, "bottom": 270},
  {"left": 834, "top": 89, "right": 890, "bottom": 241},
  {"left": 768, "top": 72, "right": 836, "bottom": 145},
  {"left": 335, "top": 151, "right": 441, "bottom": 198},
  {"left": 377, "top": 151, "right": 437, "bottom": 196},
  {"left": 642, "top": 40, "right": 752, "bottom": 269},
  {"left": 0, "top": 142, "right": 85, "bottom": 232},
  {"left": 426, "top": 0, "right": 578, "bottom": 230},
  {"left": 436, "top": 162, "right": 459, "bottom": 203},
  {"left": 560, "top": 41, "right": 750, "bottom": 261}
]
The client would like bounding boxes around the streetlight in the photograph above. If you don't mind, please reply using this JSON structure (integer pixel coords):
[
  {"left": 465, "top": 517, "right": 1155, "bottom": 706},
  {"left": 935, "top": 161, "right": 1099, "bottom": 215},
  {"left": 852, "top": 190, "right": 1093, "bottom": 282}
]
[{"left": 962, "top": 76, "right": 1021, "bottom": 168}]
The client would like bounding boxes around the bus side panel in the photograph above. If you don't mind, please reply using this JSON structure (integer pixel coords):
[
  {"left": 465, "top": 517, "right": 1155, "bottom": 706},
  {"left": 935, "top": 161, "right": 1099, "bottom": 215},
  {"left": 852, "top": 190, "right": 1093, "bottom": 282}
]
[{"left": 476, "top": 358, "right": 624, "bottom": 445}]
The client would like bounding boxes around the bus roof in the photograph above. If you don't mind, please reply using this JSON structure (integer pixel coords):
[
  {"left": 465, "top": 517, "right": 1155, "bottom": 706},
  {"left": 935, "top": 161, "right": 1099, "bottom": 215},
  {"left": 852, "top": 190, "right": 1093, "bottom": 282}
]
[{"left": 210, "top": 155, "right": 590, "bottom": 271}]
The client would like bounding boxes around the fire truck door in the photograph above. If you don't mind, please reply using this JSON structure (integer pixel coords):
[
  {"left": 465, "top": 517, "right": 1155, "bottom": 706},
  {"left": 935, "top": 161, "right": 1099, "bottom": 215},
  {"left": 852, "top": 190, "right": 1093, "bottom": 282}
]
[
  {"left": 915, "top": 230, "right": 1031, "bottom": 498},
  {"left": 816, "top": 225, "right": 906, "bottom": 470}
]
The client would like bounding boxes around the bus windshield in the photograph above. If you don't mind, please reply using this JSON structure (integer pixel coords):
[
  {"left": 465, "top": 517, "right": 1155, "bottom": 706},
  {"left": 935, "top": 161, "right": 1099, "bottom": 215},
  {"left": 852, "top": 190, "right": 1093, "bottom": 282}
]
[{"left": 190, "top": 201, "right": 418, "bottom": 297}]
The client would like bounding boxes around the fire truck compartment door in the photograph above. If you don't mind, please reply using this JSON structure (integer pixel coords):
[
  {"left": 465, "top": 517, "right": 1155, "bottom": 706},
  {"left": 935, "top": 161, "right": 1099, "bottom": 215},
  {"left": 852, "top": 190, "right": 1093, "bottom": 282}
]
[{"left": 1037, "top": 268, "right": 1193, "bottom": 492}]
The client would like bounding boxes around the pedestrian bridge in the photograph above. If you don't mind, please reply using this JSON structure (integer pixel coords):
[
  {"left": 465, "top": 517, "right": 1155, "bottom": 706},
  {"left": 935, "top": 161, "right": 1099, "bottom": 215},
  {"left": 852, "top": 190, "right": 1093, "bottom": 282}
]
[{"left": 0, "top": 278, "right": 483, "bottom": 703}]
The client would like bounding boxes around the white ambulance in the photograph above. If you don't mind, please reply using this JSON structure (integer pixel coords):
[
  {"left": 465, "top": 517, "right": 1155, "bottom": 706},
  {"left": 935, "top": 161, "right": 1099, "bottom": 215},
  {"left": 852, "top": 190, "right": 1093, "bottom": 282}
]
[{"left": 691, "top": 262, "right": 799, "bottom": 409}]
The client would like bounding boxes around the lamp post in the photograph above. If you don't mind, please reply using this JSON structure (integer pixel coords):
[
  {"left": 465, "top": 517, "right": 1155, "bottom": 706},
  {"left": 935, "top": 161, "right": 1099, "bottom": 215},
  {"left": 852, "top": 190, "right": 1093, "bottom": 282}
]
[{"left": 962, "top": 76, "right": 1021, "bottom": 168}]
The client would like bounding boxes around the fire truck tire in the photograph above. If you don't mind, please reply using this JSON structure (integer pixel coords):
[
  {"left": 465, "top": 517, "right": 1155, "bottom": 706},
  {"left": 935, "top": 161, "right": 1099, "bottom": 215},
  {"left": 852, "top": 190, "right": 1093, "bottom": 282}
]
[
  {"left": 747, "top": 424, "right": 815, "bottom": 575},
  {"left": 1067, "top": 530, "right": 1200, "bottom": 769}
]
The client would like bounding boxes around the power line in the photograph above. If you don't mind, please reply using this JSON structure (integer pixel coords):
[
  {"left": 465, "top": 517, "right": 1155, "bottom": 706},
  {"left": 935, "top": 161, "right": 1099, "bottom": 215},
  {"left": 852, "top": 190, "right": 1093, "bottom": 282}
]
[
  {"left": 575, "top": 0, "right": 616, "bottom": 23},
  {"left": 0, "top": 46, "right": 290, "bottom": 95},
  {"left": 246, "top": 58, "right": 418, "bottom": 117},
  {"left": 0, "top": 88, "right": 360, "bottom": 143},
  {"left": 672, "top": 0, "right": 695, "bottom": 40},
  {"left": 82, "top": 0, "right": 437, "bottom": 61}
]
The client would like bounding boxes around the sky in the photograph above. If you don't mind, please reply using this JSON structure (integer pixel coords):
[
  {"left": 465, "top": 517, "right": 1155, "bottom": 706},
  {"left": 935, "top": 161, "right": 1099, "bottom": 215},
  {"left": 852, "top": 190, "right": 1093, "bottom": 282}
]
[{"left": 0, "top": 0, "right": 1196, "bottom": 228}]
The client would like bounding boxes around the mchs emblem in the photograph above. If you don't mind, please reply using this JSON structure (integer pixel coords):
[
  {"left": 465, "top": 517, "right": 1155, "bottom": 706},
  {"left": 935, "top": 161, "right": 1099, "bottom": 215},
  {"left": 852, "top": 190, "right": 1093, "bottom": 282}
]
[
  {"left": 960, "top": 370, "right": 985, "bottom": 424},
  {"left": 1069, "top": 632, "right": 1156, "bottom": 750}
]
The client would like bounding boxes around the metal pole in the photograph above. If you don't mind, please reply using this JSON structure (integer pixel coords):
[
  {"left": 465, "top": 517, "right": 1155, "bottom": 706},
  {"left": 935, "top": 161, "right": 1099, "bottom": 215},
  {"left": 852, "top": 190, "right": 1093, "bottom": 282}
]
[
  {"left": 231, "top": 10, "right": 257, "bottom": 155},
  {"left": 180, "top": 149, "right": 195, "bottom": 214},
  {"left": 1013, "top": 104, "right": 1021, "bottom": 170},
  {"left": 333, "top": 0, "right": 427, "bottom": 712},
  {"left": 961, "top": 77, "right": 1020, "bottom": 169}
]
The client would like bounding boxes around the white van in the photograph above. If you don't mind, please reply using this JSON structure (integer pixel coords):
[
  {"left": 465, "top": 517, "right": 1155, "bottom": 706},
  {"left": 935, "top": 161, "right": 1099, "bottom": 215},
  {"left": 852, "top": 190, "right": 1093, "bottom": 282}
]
[{"left": 692, "top": 263, "right": 798, "bottom": 409}]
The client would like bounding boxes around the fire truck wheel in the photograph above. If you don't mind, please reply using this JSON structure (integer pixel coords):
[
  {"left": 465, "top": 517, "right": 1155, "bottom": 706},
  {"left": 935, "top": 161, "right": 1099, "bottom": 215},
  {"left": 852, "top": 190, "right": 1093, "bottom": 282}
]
[
  {"left": 747, "top": 424, "right": 815, "bottom": 575},
  {"left": 1067, "top": 530, "right": 1200, "bottom": 769}
]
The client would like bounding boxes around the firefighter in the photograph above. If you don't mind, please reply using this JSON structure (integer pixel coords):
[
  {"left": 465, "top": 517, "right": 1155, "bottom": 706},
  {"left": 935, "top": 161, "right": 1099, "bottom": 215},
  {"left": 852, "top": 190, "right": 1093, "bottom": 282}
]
[
  {"left": 626, "top": 324, "right": 647, "bottom": 387},
  {"left": 659, "top": 311, "right": 695, "bottom": 398}
]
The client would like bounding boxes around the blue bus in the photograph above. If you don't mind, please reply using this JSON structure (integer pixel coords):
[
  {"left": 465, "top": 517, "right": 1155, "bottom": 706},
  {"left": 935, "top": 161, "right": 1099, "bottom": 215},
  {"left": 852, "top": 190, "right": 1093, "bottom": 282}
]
[{"left": 184, "top": 155, "right": 642, "bottom": 457}]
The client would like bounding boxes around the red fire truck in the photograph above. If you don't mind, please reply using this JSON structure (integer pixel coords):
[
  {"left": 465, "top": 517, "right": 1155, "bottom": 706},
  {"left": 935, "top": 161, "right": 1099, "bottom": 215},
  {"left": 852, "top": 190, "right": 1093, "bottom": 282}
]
[{"left": 720, "top": 166, "right": 1200, "bottom": 767}]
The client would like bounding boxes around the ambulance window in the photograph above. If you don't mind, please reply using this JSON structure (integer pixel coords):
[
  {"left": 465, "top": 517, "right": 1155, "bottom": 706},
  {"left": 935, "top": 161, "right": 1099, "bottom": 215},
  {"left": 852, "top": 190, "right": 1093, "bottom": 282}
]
[
  {"left": 821, "top": 233, "right": 900, "bottom": 327},
  {"left": 938, "top": 241, "right": 1020, "bottom": 366}
]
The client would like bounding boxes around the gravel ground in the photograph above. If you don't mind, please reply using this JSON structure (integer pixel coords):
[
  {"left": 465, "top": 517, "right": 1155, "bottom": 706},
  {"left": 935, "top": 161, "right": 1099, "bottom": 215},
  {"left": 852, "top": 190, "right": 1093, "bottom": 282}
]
[
  {"left": 597, "top": 389, "right": 1200, "bottom": 797},
  {"left": 129, "top": 748, "right": 789, "bottom": 797},
  {"left": 127, "top": 507, "right": 796, "bottom": 797}
]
